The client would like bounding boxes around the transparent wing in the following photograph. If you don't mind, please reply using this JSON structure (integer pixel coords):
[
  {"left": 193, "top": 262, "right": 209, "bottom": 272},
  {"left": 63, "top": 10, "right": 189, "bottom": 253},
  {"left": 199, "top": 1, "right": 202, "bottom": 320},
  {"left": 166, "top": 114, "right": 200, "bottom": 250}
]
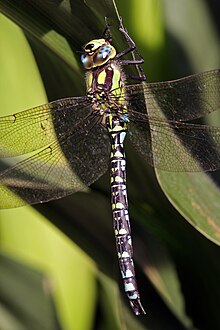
[
  {"left": 0, "top": 96, "right": 91, "bottom": 157},
  {"left": 124, "top": 69, "right": 220, "bottom": 121},
  {"left": 128, "top": 112, "right": 220, "bottom": 172},
  {"left": 0, "top": 113, "right": 110, "bottom": 208},
  {"left": 1, "top": 69, "right": 220, "bottom": 208},
  {"left": 122, "top": 69, "right": 220, "bottom": 172}
]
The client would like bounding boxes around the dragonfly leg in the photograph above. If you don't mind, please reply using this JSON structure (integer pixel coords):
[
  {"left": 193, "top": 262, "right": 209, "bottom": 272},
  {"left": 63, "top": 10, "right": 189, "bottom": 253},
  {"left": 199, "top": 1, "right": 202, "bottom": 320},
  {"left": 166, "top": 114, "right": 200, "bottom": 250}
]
[
  {"left": 116, "top": 17, "right": 146, "bottom": 81},
  {"left": 103, "top": 16, "right": 112, "bottom": 42},
  {"left": 117, "top": 60, "right": 146, "bottom": 82},
  {"left": 124, "top": 73, "right": 146, "bottom": 82}
]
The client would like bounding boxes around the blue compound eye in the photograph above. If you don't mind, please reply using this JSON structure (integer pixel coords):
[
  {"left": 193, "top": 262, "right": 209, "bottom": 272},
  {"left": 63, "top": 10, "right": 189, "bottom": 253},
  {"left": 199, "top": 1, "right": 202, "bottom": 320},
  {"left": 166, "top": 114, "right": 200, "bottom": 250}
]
[
  {"left": 94, "top": 45, "right": 112, "bottom": 65},
  {"left": 99, "top": 45, "right": 111, "bottom": 56},
  {"left": 81, "top": 54, "right": 86, "bottom": 64},
  {"left": 81, "top": 54, "right": 93, "bottom": 69},
  {"left": 98, "top": 46, "right": 111, "bottom": 59}
]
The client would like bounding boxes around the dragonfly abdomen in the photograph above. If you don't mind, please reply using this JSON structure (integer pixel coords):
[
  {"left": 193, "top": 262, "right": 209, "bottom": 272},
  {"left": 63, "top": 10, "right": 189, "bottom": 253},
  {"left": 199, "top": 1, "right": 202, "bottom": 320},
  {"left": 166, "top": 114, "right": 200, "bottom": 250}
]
[{"left": 107, "top": 116, "right": 146, "bottom": 315}]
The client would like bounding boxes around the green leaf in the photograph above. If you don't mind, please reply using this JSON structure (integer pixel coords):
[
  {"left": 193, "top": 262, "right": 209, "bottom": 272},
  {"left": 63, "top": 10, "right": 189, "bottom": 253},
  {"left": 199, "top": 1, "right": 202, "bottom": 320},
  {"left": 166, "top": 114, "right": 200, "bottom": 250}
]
[
  {"left": 0, "top": 13, "right": 47, "bottom": 113},
  {"left": 154, "top": 0, "right": 220, "bottom": 245},
  {"left": 0, "top": 253, "right": 61, "bottom": 330},
  {"left": 157, "top": 171, "right": 220, "bottom": 245},
  {"left": 0, "top": 11, "right": 97, "bottom": 330}
]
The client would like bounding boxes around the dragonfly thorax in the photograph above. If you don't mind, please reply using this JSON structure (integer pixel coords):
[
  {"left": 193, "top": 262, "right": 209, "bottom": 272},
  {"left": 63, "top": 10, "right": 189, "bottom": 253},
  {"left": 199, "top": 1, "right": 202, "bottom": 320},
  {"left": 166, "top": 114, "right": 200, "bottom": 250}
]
[
  {"left": 81, "top": 38, "right": 116, "bottom": 69},
  {"left": 85, "top": 62, "right": 128, "bottom": 122}
]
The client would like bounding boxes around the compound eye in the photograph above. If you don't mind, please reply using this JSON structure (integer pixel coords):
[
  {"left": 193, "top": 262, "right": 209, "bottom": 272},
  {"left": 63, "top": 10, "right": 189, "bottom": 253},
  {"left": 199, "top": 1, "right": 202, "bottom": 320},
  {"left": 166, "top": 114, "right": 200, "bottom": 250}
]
[
  {"left": 81, "top": 53, "right": 86, "bottom": 63},
  {"left": 81, "top": 53, "right": 93, "bottom": 69},
  {"left": 94, "top": 45, "right": 112, "bottom": 64}
]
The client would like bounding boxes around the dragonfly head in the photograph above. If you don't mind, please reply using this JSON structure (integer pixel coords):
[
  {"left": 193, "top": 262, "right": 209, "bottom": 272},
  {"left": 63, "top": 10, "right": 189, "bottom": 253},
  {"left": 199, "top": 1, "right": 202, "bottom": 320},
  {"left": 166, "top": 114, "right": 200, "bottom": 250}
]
[{"left": 81, "top": 38, "right": 116, "bottom": 69}]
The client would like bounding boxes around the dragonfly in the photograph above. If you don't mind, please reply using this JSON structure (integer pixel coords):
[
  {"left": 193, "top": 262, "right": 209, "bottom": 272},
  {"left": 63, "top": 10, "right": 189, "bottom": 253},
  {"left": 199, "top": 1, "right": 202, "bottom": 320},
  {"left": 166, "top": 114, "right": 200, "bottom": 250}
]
[{"left": 0, "top": 17, "right": 220, "bottom": 315}]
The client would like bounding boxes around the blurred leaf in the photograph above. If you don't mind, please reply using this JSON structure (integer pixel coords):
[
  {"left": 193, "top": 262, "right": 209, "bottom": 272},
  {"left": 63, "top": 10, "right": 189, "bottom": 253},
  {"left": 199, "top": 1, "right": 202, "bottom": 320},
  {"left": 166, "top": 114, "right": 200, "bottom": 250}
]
[
  {"left": 0, "top": 13, "right": 97, "bottom": 330},
  {"left": 164, "top": 0, "right": 220, "bottom": 72},
  {"left": 154, "top": 0, "right": 220, "bottom": 245},
  {"left": 0, "top": 253, "right": 61, "bottom": 330},
  {"left": 133, "top": 209, "right": 196, "bottom": 329},
  {"left": 0, "top": 13, "right": 47, "bottom": 113},
  {"left": 97, "top": 272, "right": 148, "bottom": 329},
  {"left": 0, "top": 206, "right": 97, "bottom": 330},
  {"left": 157, "top": 171, "right": 220, "bottom": 245}
]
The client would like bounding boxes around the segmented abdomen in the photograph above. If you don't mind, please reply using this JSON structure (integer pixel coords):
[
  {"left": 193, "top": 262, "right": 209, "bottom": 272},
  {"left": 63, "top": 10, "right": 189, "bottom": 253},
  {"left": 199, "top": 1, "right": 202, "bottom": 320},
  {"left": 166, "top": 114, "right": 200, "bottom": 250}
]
[{"left": 107, "top": 116, "right": 145, "bottom": 315}]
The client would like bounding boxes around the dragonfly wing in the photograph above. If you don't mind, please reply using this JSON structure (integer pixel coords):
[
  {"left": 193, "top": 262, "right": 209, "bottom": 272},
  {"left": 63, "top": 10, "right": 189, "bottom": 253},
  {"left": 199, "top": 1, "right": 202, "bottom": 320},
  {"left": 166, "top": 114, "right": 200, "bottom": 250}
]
[
  {"left": 0, "top": 96, "right": 91, "bottom": 157},
  {"left": 128, "top": 119, "right": 154, "bottom": 166},
  {"left": 125, "top": 69, "right": 220, "bottom": 121},
  {"left": 129, "top": 113, "right": 220, "bottom": 172},
  {"left": 150, "top": 121, "right": 220, "bottom": 172},
  {"left": 0, "top": 114, "right": 110, "bottom": 208}
]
